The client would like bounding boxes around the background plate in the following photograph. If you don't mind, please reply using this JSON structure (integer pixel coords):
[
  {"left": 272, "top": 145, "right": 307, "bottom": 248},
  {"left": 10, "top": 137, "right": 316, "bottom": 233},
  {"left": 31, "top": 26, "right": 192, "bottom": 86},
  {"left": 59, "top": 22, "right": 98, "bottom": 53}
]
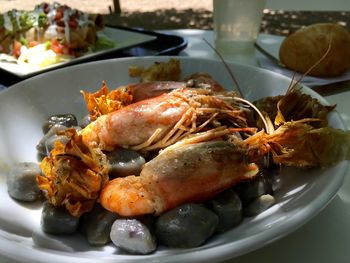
[
  {"left": 256, "top": 33, "right": 284, "bottom": 61},
  {"left": 0, "top": 27, "right": 156, "bottom": 78}
]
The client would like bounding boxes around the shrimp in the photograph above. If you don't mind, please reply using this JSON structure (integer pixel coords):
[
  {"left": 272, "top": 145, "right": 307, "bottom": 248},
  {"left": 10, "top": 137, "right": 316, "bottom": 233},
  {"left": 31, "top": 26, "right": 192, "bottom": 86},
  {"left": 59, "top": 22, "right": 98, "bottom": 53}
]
[
  {"left": 99, "top": 117, "right": 350, "bottom": 217},
  {"left": 37, "top": 86, "right": 249, "bottom": 216},
  {"left": 100, "top": 140, "right": 260, "bottom": 216},
  {"left": 80, "top": 91, "right": 191, "bottom": 150},
  {"left": 36, "top": 58, "right": 350, "bottom": 218},
  {"left": 81, "top": 81, "right": 188, "bottom": 121},
  {"left": 80, "top": 87, "right": 247, "bottom": 151},
  {"left": 81, "top": 78, "right": 225, "bottom": 122}
]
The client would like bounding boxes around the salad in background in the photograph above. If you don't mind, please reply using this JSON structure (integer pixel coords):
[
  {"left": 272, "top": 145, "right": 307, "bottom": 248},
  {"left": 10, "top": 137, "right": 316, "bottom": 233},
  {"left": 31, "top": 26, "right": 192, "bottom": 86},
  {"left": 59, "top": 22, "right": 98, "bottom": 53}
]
[{"left": 0, "top": 2, "right": 115, "bottom": 69}]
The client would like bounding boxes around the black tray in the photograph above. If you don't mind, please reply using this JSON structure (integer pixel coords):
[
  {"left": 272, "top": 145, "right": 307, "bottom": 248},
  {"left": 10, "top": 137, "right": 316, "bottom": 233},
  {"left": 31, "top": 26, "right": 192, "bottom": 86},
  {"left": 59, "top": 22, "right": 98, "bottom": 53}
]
[{"left": 0, "top": 25, "right": 188, "bottom": 87}]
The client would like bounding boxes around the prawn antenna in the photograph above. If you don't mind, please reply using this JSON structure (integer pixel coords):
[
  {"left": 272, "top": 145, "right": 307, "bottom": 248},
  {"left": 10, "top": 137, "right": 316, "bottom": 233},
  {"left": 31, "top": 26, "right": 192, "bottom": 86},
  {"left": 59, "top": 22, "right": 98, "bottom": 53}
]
[
  {"left": 203, "top": 38, "right": 243, "bottom": 98},
  {"left": 233, "top": 97, "right": 271, "bottom": 134},
  {"left": 290, "top": 35, "right": 333, "bottom": 91},
  {"left": 286, "top": 71, "right": 297, "bottom": 94}
]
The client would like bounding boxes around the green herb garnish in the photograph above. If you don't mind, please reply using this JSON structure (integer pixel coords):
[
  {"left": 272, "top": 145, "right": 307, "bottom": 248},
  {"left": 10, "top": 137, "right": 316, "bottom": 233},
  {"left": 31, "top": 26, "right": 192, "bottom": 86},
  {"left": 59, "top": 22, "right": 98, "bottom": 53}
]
[
  {"left": 93, "top": 36, "right": 116, "bottom": 51},
  {"left": 7, "top": 10, "right": 19, "bottom": 32},
  {"left": 19, "top": 37, "right": 28, "bottom": 46},
  {"left": 19, "top": 11, "right": 34, "bottom": 30},
  {"left": 38, "top": 13, "right": 48, "bottom": 28},
  {"left": 0, "top": 14, "right": 4, "bottom": 28},
  {"left": 45, "top": 41, "right": 51, "bottom": 49}
]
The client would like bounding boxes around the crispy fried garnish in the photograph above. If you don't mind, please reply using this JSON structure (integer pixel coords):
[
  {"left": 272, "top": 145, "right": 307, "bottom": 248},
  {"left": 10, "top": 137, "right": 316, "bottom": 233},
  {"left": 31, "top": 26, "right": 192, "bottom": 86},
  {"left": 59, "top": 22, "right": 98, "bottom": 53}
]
[
  {"left": 128, "top": 58, "right": 181, "bottom": 82},
  {"left": 81, "top": 81, "right": 133, "bottom": 121},
  {"left": 254, "top": 89, "right": 335, "bottom": 128},
  {"left": 241, "top": 120, "right": 350, "bottom": 168},
  {"left": 267, "top": 122, "right": 350, "bottom": 167},
  {"left": 36, "top": 128, "right": 109, "bottom": 217},
  {"left": 274, "top": 90, "right": 335, "bottom": 127}
]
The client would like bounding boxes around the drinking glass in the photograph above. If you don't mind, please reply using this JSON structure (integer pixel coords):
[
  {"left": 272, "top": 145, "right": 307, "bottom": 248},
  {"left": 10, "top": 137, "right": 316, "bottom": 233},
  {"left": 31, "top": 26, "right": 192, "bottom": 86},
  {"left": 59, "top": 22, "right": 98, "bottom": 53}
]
[{"left": 213, "top": 0, "right": 266, "bottom": 52}]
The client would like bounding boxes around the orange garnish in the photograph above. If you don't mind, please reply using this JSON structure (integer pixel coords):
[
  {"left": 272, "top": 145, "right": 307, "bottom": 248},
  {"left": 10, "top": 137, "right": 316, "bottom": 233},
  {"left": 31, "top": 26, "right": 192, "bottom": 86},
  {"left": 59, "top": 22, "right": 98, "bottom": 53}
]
[{"left": 81, "top": 81, "right": 133, "bottom": 121}]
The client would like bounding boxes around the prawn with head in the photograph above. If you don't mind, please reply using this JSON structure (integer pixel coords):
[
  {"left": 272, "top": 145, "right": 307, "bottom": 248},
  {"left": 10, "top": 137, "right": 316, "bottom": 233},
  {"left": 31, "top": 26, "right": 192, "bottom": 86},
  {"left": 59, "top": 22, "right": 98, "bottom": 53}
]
[
  {"left": 99, "top": 86, "right": 350, "bottom": 217},
  {"left": 36, "top": 76, "right": 263, "bottom": 217},
  {"left": 37, "top": 59, "right": 350, "bottom": 218}
]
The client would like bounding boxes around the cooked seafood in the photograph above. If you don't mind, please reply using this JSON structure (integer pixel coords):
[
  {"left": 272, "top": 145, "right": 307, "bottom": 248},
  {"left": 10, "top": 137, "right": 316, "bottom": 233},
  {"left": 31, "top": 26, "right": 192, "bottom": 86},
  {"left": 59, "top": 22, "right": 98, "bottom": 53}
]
[
  {"left": 80, "top": 87, "right": 247, "bottom": 151},
  {"left": 38, "top": 84, "right": 251, "bottom": 216},
  {"left": 37, "top": 128, "right": 109, "bottom": 216},
  {"left": 265, "top": 122, "right": 350, "bottom": 167},
  {"left": 100, "top": 140, "right": 259, "bottom": 216},
  {"left": 36, "top": 59, "right": 350, "bottom": 219},
  {"left": 1, "top": 2, "right": 104, "bottom": 67}
]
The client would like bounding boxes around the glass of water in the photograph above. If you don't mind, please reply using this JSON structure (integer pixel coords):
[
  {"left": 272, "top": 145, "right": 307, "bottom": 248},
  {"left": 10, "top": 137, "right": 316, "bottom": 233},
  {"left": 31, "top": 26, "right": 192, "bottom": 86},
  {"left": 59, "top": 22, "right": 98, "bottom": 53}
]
[{"left": 213, "top": 0, "right": 266, "bottom": 52}]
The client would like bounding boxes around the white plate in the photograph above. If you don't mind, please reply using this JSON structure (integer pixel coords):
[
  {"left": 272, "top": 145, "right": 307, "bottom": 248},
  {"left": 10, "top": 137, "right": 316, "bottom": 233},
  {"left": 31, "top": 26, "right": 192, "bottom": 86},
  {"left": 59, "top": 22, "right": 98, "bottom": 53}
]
[
  {"left": 0, "top": 56, "right": 348, "bottom": 263},
  {"left": 256, "top": 33, "right": 284, "bottom": 61},
  {"left": 255, "top": 34, "right": 350, "bottom": 87},
  {"left": 0, "top": 27, "right": 156, "bottom": 78}
]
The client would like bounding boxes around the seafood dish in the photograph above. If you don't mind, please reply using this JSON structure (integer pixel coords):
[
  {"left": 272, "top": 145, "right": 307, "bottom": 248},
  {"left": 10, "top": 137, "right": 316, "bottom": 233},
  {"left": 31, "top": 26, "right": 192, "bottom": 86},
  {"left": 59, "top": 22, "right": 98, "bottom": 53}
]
[
  {"left": 0, "top": 2, "right": 107, "bottom": 68},
  {"left": 0, "top": 57, "right": 348, "bottom": 262}
]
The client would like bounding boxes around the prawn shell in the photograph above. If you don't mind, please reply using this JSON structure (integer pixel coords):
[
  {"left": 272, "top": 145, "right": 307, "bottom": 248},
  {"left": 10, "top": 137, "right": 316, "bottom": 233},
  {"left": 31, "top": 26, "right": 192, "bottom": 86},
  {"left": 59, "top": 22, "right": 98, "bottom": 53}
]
[
  {"left": 100, "top": 176, "right": 155, "bottom": 216},
  {"left": 81, "top": 93, "right": 190, "bottom": 149},
  {"left": 142, "top": 141, "right": 259, "bottom": 214},
  {"left": 100, "top": 141, "right": 259, "bottom": 217}
]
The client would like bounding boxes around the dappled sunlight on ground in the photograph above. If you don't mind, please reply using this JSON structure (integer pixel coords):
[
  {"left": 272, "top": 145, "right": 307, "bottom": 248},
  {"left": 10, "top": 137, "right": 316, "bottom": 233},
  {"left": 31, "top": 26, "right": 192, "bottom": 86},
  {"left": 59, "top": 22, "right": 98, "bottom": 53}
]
[
  {"left": 0, "top": 1, "right": 349, "bottom": 33},
  {"left": 105, "top": 9, "right": 213, "bottom": 30},
  {"left": 0, "top": 0, "right": 212, "bottom": 13}
]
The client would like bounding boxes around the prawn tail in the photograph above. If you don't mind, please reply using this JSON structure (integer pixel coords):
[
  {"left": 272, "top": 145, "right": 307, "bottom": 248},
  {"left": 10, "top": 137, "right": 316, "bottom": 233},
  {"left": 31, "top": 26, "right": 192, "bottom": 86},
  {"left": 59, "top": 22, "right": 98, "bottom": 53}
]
[{"left": 99, "top": 176, "right": 157, "bottom": 217}]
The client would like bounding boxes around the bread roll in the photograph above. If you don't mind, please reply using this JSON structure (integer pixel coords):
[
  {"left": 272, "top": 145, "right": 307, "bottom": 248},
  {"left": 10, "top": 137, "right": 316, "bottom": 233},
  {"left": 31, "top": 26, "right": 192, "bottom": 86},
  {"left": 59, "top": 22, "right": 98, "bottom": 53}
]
[{"left": 279, "top": 23, "right": 350, "bottom": 77}]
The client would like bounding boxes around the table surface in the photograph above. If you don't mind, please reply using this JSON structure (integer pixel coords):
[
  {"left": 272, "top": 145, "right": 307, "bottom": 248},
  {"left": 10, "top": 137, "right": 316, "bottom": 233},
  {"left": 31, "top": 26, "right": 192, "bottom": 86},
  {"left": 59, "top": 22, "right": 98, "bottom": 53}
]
[
  {"left": 1, "top": 29, "right": 350, "bottom": 263},
  {"left": 172, "top": 29, "right": 350, "bottom": 263}
]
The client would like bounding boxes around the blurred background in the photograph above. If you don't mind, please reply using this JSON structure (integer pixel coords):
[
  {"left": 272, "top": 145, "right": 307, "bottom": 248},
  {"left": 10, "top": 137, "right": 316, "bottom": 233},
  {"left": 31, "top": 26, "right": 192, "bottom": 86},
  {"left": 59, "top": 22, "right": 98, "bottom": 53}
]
[{"left": 1, "top": 0, "right": 349, "bottom": 35}]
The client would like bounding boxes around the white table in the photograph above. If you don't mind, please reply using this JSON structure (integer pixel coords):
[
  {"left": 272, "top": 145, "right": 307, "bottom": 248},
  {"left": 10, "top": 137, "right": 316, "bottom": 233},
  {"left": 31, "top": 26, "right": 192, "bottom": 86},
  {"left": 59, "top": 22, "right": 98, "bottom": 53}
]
[
  {"left": 171, "top": 29, "right": 350, "bottom": 263},
  {"left": 1, "top": 29, "right": 350, "bottom": 263}
]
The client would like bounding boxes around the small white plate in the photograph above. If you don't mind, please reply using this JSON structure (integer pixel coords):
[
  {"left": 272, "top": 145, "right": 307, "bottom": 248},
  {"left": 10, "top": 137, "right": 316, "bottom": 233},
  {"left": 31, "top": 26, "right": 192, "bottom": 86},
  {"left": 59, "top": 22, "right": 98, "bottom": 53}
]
[
  {"left": 256, "top": 33, "right": 284, "bottom": 61},
  {"left": 0, "top": 27, "right": 156, "bottom": 78},
  {"left": 0, "top": 56, "right": 348, "bottom": 263},
  {"left": 256, "top": 34, "right": 350, "bottom": 87}
]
